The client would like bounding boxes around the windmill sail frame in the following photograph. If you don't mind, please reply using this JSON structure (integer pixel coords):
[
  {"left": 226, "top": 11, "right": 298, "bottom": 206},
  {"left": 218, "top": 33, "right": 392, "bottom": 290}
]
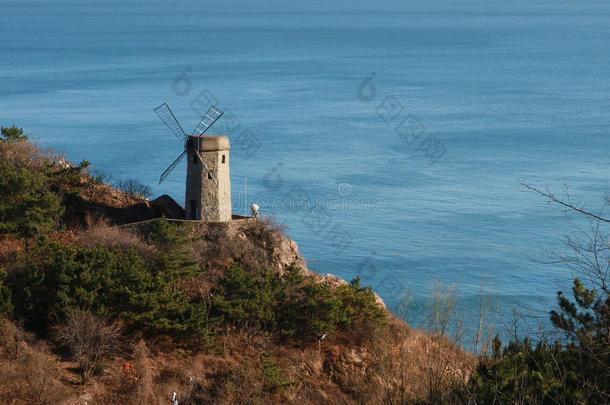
[
  {"left": 155, "top": 103, "right": 225, "bottom": 184},
  {"left": 192, "top": 105, "right": 224, "bottom": 136},
  {"left": 159, "top": 150, "right": 186, "bottom": 184},
  {"left": 154, "top": 103, "right": 187, "bottom": 141}
]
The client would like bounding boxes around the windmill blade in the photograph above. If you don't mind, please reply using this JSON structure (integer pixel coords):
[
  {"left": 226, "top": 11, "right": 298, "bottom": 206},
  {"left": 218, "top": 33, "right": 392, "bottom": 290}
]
[
  {"left": 154, "top": 103, "right": 187, "bottom": 141},
  {"left": 193, "top": 105, "right": 224, "bottom": 135},
  {"left": 159, "top": 150, "right": 186, "bottom": 184}
]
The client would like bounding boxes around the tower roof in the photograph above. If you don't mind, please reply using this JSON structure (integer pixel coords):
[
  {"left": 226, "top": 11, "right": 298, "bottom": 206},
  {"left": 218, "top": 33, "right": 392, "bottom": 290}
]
[{"left": 189, "top": 135, "right": 230, "bottom": 151}]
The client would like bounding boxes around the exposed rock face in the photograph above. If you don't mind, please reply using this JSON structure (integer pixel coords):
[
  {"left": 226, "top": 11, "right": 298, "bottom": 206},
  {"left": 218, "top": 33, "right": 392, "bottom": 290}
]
[
  {"left": 188, "top": 218, "right": 307, "bottom": 276},
  {"left": 229, "top": 219, "right": 386, "bottom": 307},
  {"left": 324, "top": 346, "right": 372, "bottom": 394},
  {"left": 184, "top": 217, "right": 389, "bottom": 306},
  {"left": 261, "top": 227, "right": 307, "bottom": 274}
]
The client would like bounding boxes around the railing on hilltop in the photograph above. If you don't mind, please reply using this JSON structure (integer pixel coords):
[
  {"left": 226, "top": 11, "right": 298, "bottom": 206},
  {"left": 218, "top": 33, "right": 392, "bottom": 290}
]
[{"left": 115, "top": 215, "right": 252, "bottom": 229}]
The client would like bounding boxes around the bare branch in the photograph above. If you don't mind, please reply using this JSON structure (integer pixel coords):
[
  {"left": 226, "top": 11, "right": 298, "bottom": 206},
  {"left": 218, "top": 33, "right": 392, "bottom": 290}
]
[{"left": 521, "top": 182, "right": 610, "bottom": 223}]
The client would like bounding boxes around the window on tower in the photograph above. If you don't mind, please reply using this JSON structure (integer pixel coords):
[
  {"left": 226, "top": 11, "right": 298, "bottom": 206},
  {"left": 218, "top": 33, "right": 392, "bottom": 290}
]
[
  {"left": 208, "top": 172, "right": 213, "bottom": 180},
  {"left": 222, "top": 154, "right": 226, "bottom": 164},
  {"left": 192, "top": 154, "right": 197, "bottom": 165}
]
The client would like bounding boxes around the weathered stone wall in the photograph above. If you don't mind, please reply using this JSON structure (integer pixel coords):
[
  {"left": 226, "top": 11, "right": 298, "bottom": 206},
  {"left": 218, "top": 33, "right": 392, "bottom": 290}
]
[
  {"left": 200, "top": 149, "right": 231, "bottom": 222},
  {"left": 184, "top": 135, "right": 232, "bottom": 222}
]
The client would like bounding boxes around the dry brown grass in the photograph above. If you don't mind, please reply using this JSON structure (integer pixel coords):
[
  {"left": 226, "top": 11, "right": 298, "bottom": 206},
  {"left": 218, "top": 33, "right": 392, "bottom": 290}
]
[
  {"left": 0, "top": 138, "right": 59, "bottom": 170},
  {"left": 131, "top": 341, "right": 161, "bottom": 404},
  {"left": 242, "top": 217, "right": 288, "bottom": 248},
  {"left": 189, "top": 217, "right": 302, "bottom": 277},
  {"left": 0, "top": 320, "right": 70, "bottom": 404},
  {"left": 76, "top": 217, "right": 154, "bottom": 255},
  {"left": 310, "top": 317, "right": 473, "bottom": 404},
  {"left": 0, "top": 347, "right": 69, "bottom": 404},
  {"left": 0, "top": 317, "right": 473, "bottom": 405},
  {"left": 0, "top": 237, "right": 25, "bottom": 259},
  {"left": 0, "top": 319, "right": 35, "bottom": 359},
  {"left": 79, "top": 178, "right": 143, "bottom": 209},
  {"left": 165, "top": 318, "right": 470, "bottom": 404},
  {"left": 92, "top": 340, "right": 163, "bottom": 405}
]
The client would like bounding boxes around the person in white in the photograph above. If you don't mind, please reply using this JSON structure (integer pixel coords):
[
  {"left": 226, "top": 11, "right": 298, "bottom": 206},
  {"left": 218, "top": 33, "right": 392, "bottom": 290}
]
[{"left": 251, "top": 203, "right": 260, "bottom": 219}]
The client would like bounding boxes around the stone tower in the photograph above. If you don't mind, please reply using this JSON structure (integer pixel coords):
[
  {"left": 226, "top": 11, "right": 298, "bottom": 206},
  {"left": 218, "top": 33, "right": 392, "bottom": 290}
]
[{"left": 184, "top": 135, "right": 232, "bottom": 222}]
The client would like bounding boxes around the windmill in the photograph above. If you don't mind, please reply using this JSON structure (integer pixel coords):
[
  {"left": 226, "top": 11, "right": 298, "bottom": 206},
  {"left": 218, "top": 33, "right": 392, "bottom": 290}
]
[{"left": 154, "top": 103, "right": 233, "bottom": 222}]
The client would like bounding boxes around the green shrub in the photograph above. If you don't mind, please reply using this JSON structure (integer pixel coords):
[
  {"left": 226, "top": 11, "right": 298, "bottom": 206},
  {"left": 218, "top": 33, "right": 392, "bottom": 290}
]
[
  {"left": 334, "top": 277, "right": 387, "bottom": 330},
  {"left": 468, "top": 339, "right": 570, "bottom": 404},
  {"left": 0, "top": 158, "right": 63, "bottom": 241},
  {"left": 0, "top": 268, "right": 12, "bottom": 317},
  {"left": 276, "top": 266, "right": 342, "bottom": 341},
  {"left": 211, "top": 265, "right": 386, "bottom": 343},
  {"left": 211, "top": 265, "right": 279, "bottom": 332},
  {"left": 261, "top": 354, "right": 291, "bottom": 393},
  {"left": 1, "top": 125, "right": 27, "bottom": 141},
  {"left": 47, "top": 159, "right": 90, "bottom": 196},
  {"left": 467, "top": 278, "right": 610, "bottom": 404},
  {"left": 8, "top": 241, "right": 206, "bottom": 337},
  {"left": 141, "top": 218, "right": 187, "bottom": 247},
  {"left": 0, "top": 134, "right": 92, "bottom": 242}
]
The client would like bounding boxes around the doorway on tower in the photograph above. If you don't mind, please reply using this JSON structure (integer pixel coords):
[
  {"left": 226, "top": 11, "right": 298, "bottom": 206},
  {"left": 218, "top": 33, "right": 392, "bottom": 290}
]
[{"left": 189, "top": 200, "right": 198, "bottom": 220}]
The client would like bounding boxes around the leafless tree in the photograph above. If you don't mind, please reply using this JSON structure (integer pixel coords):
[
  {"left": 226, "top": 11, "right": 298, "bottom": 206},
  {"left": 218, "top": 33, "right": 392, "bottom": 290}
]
[
  {"left": 116, "top": 178, "right": 152, "bottom": 199},
  {"left": 522, "top": 182, "right": 610, "bottom": 294},
  {"left": 55, "top": 310, "right": 120, "bottom": 383}
]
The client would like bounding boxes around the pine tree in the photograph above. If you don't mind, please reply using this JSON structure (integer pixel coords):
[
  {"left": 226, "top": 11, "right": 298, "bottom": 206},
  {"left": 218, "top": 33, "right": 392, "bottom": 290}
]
[
  {"left": 0, "top": 268, "right": 12, "bottom": 317},
  {"left": 0, "top": 125, "right": 27, "bottom": 141}
]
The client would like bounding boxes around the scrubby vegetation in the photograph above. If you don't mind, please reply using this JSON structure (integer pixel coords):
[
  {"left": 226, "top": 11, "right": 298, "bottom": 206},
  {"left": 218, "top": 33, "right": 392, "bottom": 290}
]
[
  {"left": 212, "top": 265, "right": 385, "bottom": 343},
  {"left": 8, "top": 238, "right": 207, "bottom": 338},
  {"left": 0, "top": 128, "right": 64, "bottom": 242},
  {"left": 5, "top": 128, "right": 608, "bottom": 403},
  {"left": 0, "top": 132, "right": 406, "bottom": 404},
  {"left": 0, "top": 125, "right": 143, "bottom": 240},
  {"left": 463, "top": 278, "right": 610, "bottom": 403},
  {"left": 54, "top": 311, "right": 121, "bottom": 383},
  {"left": 5, "top": 227, "right": 384, "bottom": 346},
  {"left": 456, "top": 189, "right": 610, "bottom": 404},
  {"left": 115, "top": 178, "right": 152, "bottom": 200}
]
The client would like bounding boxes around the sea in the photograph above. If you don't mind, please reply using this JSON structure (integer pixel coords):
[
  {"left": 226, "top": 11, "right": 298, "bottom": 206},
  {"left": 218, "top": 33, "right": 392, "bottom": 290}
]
[{"left": 2, "top": 0, "right": 610, "bottom": 343}]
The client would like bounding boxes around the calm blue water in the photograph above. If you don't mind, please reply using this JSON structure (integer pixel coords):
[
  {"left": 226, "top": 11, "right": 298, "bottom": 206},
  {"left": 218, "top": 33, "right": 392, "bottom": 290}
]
[{"left": 2, "top": 0, "right": 610, "bottom": 340}]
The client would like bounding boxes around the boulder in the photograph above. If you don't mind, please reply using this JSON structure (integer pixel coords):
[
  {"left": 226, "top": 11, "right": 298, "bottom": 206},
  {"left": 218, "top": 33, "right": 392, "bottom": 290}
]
[{"left": 150, "top": 194, "right": 185, "bottom": 219}]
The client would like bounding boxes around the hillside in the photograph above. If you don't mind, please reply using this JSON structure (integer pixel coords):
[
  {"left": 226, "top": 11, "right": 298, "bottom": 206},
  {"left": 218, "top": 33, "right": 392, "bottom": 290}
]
[
  {"left": 0, "top": 130, "right": 472, "bottom": 404},
  {"left": 3, "top": 127, "right": 610, "bottom": 404}
]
